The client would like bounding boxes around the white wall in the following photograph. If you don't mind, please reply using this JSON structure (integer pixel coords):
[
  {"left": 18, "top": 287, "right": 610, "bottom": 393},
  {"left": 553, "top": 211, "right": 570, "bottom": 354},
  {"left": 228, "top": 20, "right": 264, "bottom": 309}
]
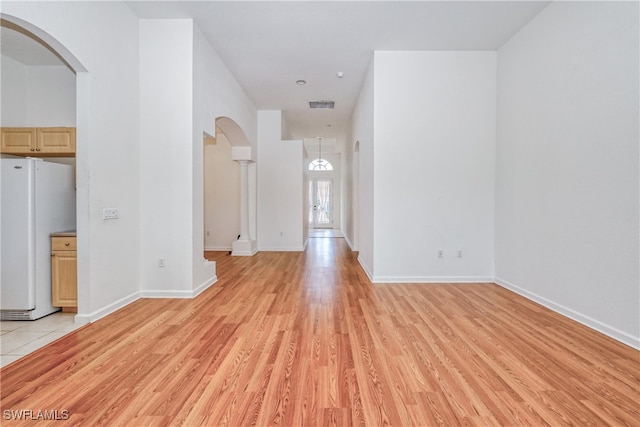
[
  {"left": 192, "top": 23, "right": 257, "bottom": 276},
  {"left": 341, "top": 137, "right": 354, "bottom": 247},
  {"left": 496, "top": 1, "right": 639, "bottom": 348},
  {"left": 204, "top": 132, "right": 240, "bottom": 250},
  {"left": 1, "top": 57, "right": 75, "bottom": 126},
  {"left": 139, "top": 19, "right": 195, "bottom": 296},
  {"left": 350, "top": 59, "right": 375, "bottom": 276},
  {"left": 26, "top": 66, "right": 75, "bottom": 126},
  {"left": 257, "top": 110, "right": 305, "bottom": 251},
  {"left": 2, "top": 2, "right": 142, "bottom": 322},
  {"left": 373, "top": 51, "right": 496, "bottom": 282},
  {"left": 1, "top": 55, "right": 28, "bottom": 125}
]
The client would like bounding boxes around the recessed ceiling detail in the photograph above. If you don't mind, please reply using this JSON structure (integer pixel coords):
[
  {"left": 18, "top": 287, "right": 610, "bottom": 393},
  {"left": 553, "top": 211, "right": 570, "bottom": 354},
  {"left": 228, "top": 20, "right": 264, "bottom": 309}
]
[{"left": 309, "top": 101, "right": 335, "bottom": 109}]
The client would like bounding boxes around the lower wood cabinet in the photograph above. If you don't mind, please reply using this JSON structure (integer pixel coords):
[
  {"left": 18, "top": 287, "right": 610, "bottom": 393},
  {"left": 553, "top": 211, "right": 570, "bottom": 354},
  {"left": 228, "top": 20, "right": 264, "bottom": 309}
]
[{"left": 51, "top": 235, "right": 77, "bottom": 312}]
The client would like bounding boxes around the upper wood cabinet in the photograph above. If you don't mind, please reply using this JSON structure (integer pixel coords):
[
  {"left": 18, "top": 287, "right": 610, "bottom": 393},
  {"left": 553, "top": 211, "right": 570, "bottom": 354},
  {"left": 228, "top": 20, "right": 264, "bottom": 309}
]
[{"left": 1, "top": 127, "right": 76, "bottom": 156}]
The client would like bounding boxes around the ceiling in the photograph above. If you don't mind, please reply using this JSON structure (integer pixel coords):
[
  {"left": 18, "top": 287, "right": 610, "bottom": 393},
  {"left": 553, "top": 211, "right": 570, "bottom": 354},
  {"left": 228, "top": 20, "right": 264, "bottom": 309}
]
[
  {"left": 1, "top": 1, "right": 551, "bottom": 151},
  {"left": 0, "top": 20, "right": 64, "bottom": 66}
]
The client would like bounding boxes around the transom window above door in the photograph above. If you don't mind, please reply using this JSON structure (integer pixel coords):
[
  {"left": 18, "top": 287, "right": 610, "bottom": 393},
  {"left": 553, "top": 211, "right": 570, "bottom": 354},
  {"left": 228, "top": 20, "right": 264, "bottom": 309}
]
[{"left": 309, "top": 159, "right": 333, "bottom": 171}]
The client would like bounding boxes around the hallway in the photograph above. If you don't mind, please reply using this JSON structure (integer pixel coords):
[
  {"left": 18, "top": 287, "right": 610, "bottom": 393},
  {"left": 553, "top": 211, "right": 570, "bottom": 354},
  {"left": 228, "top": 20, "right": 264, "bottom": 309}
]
[{"left": 1, "top": 238, "right": 638, "bottom": 425}]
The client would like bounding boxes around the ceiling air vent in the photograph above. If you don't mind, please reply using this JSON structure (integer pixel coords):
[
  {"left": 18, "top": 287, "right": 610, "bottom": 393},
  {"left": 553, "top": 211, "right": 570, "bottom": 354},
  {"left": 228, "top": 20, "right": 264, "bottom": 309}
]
[{"left": 309, "top": 100, "right": 335, "bottom": 109}]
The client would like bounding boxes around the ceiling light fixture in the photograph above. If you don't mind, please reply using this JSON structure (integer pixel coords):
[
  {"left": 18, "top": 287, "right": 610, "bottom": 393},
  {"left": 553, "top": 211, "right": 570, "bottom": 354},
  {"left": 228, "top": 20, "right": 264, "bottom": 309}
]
[
  {"left": 296, "top": 79, "right": 307, "bottom": 85},
  {"left": 336, "top": 72, "right": 344, "bottom": 78}
]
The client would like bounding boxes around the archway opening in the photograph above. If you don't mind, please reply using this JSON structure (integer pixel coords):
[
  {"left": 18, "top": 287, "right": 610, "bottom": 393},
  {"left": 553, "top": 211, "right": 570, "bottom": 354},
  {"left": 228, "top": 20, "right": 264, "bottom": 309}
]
[
  {"left": 1, "top": 15, "right": 88, "bottom": 327},
  {"left": 203, "top": 116, "right": 254, "bottom": 258}
]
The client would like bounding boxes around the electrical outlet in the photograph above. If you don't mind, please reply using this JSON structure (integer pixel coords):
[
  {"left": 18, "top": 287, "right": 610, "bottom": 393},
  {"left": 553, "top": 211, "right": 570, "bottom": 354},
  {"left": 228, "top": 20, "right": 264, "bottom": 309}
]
[
  {"left": 102, "top": 208, "right": 119, "bottom": 220},
  {"left": 158, "top": 258, "right": 166, "bottom": 268},
  {"left": 438, "top": 249, "right": 444, "bottom": 258},
  {"left": 280, "top": 231, "right": 284, "bottom": 237},
  {"left": 457, "top": 249, "right": 463, "bottom": 258}
]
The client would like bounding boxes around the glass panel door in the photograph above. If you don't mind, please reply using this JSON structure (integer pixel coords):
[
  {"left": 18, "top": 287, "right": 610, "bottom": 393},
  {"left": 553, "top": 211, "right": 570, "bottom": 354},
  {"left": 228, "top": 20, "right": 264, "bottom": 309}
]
[{"left": 311, "top": 178, "right": 333, "bottom": 228}]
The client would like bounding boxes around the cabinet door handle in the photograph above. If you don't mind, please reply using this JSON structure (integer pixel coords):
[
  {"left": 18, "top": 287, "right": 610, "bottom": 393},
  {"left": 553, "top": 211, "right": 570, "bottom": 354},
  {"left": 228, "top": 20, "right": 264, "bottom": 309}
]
[
  {"left": 35, "top": 148, "right": 41, "bottom": 151},
  {"left": 51, "top": 253, "right": 55, "bottom": 256},
  {"left": 65, "top": 242, "right": 70, "bottom": 246},
  {"left": 30, "top": 148, "right": 35, "bottom": 151}
]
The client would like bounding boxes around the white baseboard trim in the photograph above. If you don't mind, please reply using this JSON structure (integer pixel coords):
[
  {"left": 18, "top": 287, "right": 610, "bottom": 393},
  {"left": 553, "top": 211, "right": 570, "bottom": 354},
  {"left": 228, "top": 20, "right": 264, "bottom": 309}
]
[
  {"left": 357, "top": 256, "right": 374, "bottom": 282},
  {"left": 74, "top": 278, "right": 219, "bottom": 325},
  {"left": 371, "top": 276, "right": 495, "bottom": 284},
  {"left": 231, "top": 249, "right": 259, "bottom": 256},
  {"left": 258, "top": 246, "right": 304, "bottom": 252},
  {"left": 193, "top": 276, "right": 218, "bottom": 298},
  {"left": 139, "top": 289, "right": 194, "bottom": 298},
  {"left": 75, "top": 291, "right": 140, "bottom": 324},
  {"left": 344, "top": 235, "right": 357, "bottom": 251},
  {"left": 140, "top": 277, "right": 218, "bottom": 299},
  {"left": 495, "top": 277, "right": 640, "bottom": 350},
  {"left": 205, "top": 246, "right": 232, "bottom": 251}
]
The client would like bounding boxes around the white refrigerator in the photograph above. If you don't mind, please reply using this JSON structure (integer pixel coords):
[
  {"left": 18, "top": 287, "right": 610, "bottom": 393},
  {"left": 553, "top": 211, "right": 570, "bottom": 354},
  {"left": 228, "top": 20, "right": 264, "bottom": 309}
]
[{"left": 1, "top": 157, "right": 76, "bottom": 320}]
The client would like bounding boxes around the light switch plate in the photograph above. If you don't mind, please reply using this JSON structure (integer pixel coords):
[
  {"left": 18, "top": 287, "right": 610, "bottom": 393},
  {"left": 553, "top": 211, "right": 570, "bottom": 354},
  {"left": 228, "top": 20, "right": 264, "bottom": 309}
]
[{"left": 103, "top": 208, "right": 119, "bottom": 220}]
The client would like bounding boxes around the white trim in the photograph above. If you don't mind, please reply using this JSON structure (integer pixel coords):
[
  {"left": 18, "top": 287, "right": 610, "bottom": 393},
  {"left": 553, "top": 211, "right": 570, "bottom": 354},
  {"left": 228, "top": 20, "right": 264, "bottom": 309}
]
[
  {"left": 140, "top": 290, "right": 196, "bottom": 298},
  {"left": 357, "top": 256, "right": 374, "bottom": 282},
  {"left": 495, "top": 277, "right": 640, "bottom": 350},
  {"left": 205, "top": 246, "right": 232, "bottom": 251},
  {"left": 371, "top": 276, "right": 495, "bottom": 284},
  {"left": 258, "top": 246, "right": 304, "bottom": 252},
  {"left": 74, "top": 278, "right": 219, "bottom": 324},
  {"left": 232, "top": 239, "right": 258, "bottom": 256},
  {"left": 193, "top": 276, "right": 217, "bottom": 297},
  {"left": 344, "top": 234, "right": 356, "bottom": 251},
  {"left": 74, "top": 291, "right": 139, "bottom": 324},
  {"left": 141, "top": 277, "right": 218, "bottom": 299},
  {"left": 231, "top": 249, "right": 259, "bottom": 256}
]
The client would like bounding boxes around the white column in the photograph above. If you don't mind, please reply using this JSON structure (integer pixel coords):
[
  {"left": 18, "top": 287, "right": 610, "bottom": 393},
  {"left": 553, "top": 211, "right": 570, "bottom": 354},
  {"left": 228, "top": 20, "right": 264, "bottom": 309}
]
[
  {"left": 232, "top": 158, "right": 256, "bottom": 256},
  {"left": 238, "top": 160, "right": 250, "bottom": 241}
]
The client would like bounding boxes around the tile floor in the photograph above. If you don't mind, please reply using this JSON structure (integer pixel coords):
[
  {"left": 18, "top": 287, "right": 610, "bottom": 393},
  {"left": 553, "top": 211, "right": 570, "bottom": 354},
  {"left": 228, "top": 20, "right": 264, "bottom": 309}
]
[{"left": 1, "top": 312, "right": 82, "bottom": 368}]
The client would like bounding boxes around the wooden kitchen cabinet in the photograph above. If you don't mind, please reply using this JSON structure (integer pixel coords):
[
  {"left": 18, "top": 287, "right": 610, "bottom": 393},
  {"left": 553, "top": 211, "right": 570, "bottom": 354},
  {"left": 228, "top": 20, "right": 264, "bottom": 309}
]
[
  {"left": 51, "top": 235, "right": 77, "bottom": 312},
  {"left": 1, "top": 127, "right": 76, "bottom": 156}
]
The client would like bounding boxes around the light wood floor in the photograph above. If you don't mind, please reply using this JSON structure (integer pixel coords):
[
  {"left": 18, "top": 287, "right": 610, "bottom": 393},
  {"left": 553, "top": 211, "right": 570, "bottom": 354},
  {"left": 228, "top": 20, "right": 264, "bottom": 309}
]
[{"left": 1, "top": 238, "right": 638, "bottom": 426}]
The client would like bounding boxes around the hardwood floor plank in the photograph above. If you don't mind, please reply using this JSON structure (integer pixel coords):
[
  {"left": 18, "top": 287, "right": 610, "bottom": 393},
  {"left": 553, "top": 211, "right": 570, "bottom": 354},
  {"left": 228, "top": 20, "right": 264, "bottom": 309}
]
[{"left": 1, "top": 240, "right": 638, "bottom": 425}]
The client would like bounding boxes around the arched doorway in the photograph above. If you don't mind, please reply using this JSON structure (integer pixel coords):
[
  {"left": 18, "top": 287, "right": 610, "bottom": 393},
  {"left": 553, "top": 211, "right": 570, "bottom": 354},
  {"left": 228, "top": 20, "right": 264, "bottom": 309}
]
[
  {"left": 203, "top": 116, "right": 256, "bottom": 257},
  {"left": 0, "top": 16, "right": 88, "bottom": 322}
]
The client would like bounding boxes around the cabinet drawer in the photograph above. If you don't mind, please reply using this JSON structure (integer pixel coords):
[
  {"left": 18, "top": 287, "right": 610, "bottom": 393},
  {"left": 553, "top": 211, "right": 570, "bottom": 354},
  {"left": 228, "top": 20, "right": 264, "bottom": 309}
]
[{"left": 51, "top": 236, "right": 77, "bottom": 251}]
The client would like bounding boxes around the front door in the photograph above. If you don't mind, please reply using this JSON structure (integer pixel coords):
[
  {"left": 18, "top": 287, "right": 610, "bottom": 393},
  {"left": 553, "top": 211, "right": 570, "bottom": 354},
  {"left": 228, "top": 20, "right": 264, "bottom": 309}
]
[{"left": 310, "top": 178, "right": 333, "bottom": 228}]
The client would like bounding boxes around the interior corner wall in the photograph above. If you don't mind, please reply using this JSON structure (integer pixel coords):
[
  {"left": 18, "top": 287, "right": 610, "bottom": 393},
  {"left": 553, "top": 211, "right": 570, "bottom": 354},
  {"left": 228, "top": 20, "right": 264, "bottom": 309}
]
[
  {"left": 496, "top": 1, "right": 640, "bottom": 348},
  {"left": 204, "top": 133, "right": 240, "bottom": 251},
  {"left": 2, "top": 1, "right": 142, "bottom": 320},
  {"left": 192, "top": 23, "right": 257, "bottom": 283},
  {"left": 139, "top": 19, "right": 194, "bottom": 295},
  {"left": 257, "top": 110, "right": 305, "bottom": 251},
  {"left": 351, "top": 59, "right": 375, "bottom": 278},
  {"left": 373, "top": 51, "right": 496, "bottom": 283},
  {"left": 341, "top": 135, "right": 355, "bottom": 249}
]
